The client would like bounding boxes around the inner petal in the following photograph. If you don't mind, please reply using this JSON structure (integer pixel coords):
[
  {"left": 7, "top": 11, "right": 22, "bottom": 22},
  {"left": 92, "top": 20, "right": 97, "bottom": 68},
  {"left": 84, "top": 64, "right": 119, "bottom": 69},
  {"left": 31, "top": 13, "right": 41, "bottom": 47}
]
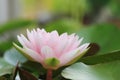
[{"left": 41, "top": 46, "right": 55, "bottom": 59}]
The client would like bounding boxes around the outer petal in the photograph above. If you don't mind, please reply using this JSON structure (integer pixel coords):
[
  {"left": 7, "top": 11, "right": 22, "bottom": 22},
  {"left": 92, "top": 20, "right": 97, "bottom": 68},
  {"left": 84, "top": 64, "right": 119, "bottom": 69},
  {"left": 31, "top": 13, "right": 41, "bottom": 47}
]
[
  {"left": 59, "top": 48, "right": 80, "bottom": 66},
  {"left": 17, "top": 35, "right": 31, "bottom": 48},
  {"left": 13, "top": 43, "right": 43, "bottom": 63},
  {"left": 66, "top": 43, "right": 90, "bottom": 65},
  {"left": 65, "top": 37, "right": 83, "bottom": 52},
  {"left": 59, "top": 43, "right": 89, "bottom": 66},
  {"left": 79, "top": 43, "right": 90, "bottom": 53}
]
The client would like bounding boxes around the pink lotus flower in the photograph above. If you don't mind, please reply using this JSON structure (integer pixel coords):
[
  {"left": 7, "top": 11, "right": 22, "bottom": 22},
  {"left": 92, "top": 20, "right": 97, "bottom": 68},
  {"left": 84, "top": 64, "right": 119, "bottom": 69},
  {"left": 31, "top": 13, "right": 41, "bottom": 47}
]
[{"left": 13, "top": 28, "right": 89, "bottom": 70}]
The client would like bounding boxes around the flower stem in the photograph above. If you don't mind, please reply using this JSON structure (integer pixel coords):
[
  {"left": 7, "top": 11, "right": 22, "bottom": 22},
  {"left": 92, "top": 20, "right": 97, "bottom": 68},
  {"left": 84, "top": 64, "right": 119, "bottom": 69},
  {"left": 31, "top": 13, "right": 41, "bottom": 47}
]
[{"left": 46, "top": 69, "right": 52, "bottom": 80}]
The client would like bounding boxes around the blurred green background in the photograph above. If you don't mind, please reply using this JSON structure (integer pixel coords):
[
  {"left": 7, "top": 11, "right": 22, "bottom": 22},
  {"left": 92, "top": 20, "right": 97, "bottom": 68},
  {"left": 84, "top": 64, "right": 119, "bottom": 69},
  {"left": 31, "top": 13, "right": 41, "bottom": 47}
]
[{"left": 0, "top": 0, "right": 120, "bottom": 80}]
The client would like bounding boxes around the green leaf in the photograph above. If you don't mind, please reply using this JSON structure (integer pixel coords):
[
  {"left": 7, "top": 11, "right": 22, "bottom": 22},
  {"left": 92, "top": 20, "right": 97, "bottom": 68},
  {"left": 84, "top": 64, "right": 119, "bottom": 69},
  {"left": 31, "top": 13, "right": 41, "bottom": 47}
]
[
  {"left": 80, "top": 50, "right": 120, "bottom": 65},
  {"left": 62, "top": 61, "right": 120, "bottom": 80},
  {"left": 78, "top": 23, "right": 120, "bottom": 55},
  {"left": 0, "top": 58, "right": 13, "bottom": 76},
  {"left": 4, "top": 48, "right": 27, "bottom": 66}
]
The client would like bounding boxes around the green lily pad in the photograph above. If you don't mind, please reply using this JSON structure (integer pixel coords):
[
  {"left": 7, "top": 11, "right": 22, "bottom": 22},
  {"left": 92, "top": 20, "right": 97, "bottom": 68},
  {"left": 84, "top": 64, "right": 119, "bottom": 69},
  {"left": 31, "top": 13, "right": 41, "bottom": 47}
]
[
  {"left": 78, "top": 23, "right": 120, "bottom": 55},
  {"left": 0, "top": 58, "right": 13, "bottom": 76},
  {"left": 62, "top": 61, "right": 120, "bottom": 80},
  {"left": 4, "top": 48, "right": 27, "bottom": 66}
]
